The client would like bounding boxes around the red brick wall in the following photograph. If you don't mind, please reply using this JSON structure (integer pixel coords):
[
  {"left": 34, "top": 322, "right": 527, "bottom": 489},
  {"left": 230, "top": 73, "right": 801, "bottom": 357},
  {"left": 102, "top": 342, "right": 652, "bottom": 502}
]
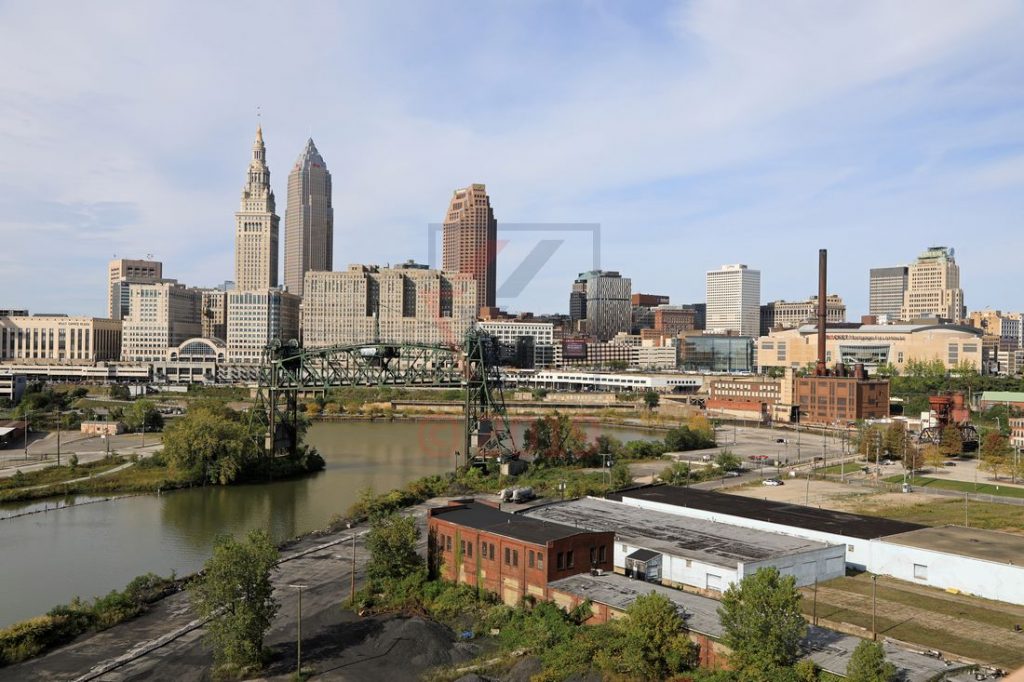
[{"left": 428, "top": 516, "right": 613, "bottom": 604}]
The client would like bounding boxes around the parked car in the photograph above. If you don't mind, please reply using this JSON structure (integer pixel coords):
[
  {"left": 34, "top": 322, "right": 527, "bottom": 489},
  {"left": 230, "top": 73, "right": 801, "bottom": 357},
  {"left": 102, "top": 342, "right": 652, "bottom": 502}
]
[
  {"left": 724, "top": 471, "right": 741, "bottom": 478},
  {"left": 761, "top": 478, "right": 784, "bottom": 486},
  {"left": 498, "top": 488, "right": 513, "bottom": 502},
  {"left": 775, "top": 438, "right": 787, "bottom": 444},
  {"left": 943, "top": 461, "right": 957, "bottom": 467}
]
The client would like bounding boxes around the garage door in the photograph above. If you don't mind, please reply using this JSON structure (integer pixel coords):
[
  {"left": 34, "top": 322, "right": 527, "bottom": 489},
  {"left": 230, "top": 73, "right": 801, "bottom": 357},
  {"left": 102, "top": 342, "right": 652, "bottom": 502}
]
[{"left": 706, "top": 573, "right": 722, "bottom": 592}]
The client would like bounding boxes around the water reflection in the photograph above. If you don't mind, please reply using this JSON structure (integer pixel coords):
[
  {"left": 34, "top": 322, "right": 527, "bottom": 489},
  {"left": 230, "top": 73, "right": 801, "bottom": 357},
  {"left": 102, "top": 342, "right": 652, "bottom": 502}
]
[{"left": 0, "top": 420, "right": 658, "bottom": 627}]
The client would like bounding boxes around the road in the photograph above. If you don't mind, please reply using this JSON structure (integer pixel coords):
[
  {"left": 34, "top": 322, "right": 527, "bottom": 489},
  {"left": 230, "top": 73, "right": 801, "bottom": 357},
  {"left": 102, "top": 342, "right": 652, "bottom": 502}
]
[{"left": 0, "top": 433, "right": 162, "bottom": 477}]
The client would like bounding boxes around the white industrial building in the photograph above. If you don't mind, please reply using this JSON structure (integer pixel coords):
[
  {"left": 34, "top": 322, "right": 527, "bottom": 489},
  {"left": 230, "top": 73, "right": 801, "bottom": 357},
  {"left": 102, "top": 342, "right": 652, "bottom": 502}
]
[
  {"left": 611, "top": 486, "right": 1024, "bottom": 605},
  {"left": 522, "top": 497, "right": 846, "bottom": 594}
]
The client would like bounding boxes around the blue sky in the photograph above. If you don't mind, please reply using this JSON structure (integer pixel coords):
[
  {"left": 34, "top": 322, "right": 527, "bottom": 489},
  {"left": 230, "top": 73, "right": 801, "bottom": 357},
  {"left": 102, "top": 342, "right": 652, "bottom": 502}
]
[{"left": 1, "top": 0, "right": 1023, "bottom": 318}]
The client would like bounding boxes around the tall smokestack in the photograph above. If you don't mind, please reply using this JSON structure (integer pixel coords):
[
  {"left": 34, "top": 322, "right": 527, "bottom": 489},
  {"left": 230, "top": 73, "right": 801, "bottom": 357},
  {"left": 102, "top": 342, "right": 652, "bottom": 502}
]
[{"left": 816, "top": 248, "right": 828, "bottom": 376}]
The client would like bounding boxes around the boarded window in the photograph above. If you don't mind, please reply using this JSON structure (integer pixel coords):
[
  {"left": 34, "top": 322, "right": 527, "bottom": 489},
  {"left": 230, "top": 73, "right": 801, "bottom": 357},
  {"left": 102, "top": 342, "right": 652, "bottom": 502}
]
[
  {"left": 528, "top": 550, "right": 535, "bottom": 568},
  {"left": 914, "top": 563, "right": 928, "bottom": 580}
]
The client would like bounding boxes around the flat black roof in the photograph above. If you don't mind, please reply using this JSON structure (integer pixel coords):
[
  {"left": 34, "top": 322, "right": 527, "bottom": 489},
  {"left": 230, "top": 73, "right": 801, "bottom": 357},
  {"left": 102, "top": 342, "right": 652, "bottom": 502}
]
[
  {"left": 626, "top": 548, "right": 660, "bottom": 562},
  {"left": 430, "top": 501, "right": 597, "bottom": 546},
  {"left": 608, "top": 486, "right": 924, "bottom": 540}
]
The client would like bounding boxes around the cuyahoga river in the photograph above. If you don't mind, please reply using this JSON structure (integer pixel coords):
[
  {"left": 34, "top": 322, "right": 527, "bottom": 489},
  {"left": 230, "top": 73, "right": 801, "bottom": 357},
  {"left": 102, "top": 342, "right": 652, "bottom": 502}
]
[{"left": 0, "top": 420, "right": 657, "bottom": 627}]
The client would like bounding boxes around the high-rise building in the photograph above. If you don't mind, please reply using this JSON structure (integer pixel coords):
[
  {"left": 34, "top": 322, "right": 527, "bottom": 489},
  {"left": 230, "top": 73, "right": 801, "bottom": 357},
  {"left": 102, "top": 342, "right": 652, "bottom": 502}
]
[
  {"left": 199, "top": 289, "right": 229, "bottom": 341},
  {"left": 120, "top": 281, "right": 202, "bottom": 362},
  {"left": 226, "top": 289, "right": 300, "bottom": 364},
  {"left": 569, "top": 271, "right": 632, "bottom": 342},
  {"left": 234, "top": 126, "right": 280, "bottom": 291},
  {"left": 442, "top": 184, "right": 496, "bottom": 313},
  {"left": 108, "top": 258, "right": 163, "bottom": 320},
  {"left": 284, "top": 139, "right": 333, "bottom": 297},
  {"left": 901, "top": 246, "right": 965, "bottom": 322},
  {"left": 706, "top": 264, "right": 760, "bottom": 337},
  {"left": 302, "top": 264, "right": 477, "bottom": 348},
  {"left": 630, "top": 293, "right": 670, "bottom": 331},
  {"left": 760, "top": 295, "right": 846, "bottom": 336},
  {"left": 869, "top": 266, "right": 908, "bottom": 320}
]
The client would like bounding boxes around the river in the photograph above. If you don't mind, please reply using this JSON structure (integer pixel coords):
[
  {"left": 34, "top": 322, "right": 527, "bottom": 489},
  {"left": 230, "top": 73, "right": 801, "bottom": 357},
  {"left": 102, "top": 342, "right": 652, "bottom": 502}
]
[{"left": 0, "top": 420, "right": 658, "bottom": 627}]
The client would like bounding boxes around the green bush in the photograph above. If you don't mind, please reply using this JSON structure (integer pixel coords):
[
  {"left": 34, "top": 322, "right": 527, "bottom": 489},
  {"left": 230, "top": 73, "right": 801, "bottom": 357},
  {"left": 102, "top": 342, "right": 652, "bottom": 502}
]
[{"left": 0, "top": 573, "right": 175, "bottom": 666}]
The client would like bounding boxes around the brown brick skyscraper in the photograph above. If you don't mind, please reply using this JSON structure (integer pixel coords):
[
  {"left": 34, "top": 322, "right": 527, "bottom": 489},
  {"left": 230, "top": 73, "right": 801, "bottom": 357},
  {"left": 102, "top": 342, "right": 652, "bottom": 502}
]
[{"left": 442, "top": 184, "right": 496, "bottom": 313}]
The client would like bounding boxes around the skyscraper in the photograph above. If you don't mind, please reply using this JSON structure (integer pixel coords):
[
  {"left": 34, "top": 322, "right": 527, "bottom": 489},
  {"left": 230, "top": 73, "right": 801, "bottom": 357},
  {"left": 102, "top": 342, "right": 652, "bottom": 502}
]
[
  {"left": 706, "top": 264, "right": 760, "bottom": 336},
  {"left": 901, "top": 246, "right": 965, "bottom": 322},
  {"left": 234, "top": 126, "right": 280, "bottom": 291},
  {"left": 569, "top": 270, "right": 632, "bottom": 341},
  {"left": 108, "top": 258, "right": 162, "bottom": 320},
  {"left": 284, "top": 139, "right": 333, "bottom": 297},
  {"left": 869, "top": 266, "right": 908, "bottom": 319},
  {"left": 442, "top": 184, "right": 496, "bottom": 313}
]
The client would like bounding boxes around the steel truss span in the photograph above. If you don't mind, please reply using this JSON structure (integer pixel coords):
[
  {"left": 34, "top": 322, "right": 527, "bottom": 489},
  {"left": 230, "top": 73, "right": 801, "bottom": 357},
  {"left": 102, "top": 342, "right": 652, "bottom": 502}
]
[{"left": 250, "top": 331, "right": 515, "bottom": 460}]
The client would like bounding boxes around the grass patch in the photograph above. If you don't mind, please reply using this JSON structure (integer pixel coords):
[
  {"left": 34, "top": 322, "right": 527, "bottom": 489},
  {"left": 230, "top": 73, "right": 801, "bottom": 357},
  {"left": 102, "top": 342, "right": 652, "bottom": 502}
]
[
  {"left": 801, "top": 592, "right": 1024, "bottom": 668},
  {"left": 882, "top": 475, "right": 1024, "bottom": 499},
  {"left": 852, "top": 496, "right": 1024, "bottom": 533},
  {"left": 0, "top": 456, "right": 186, "bottom": 503},
  {"left": 0, "top": 456, "right": 124, "bottom": 491},
  {"left": 814, "top": 462, "right": 863, "bottom": 476},
  {"left": 821, "top": 574, "right": 1023, "bottom": 630}
]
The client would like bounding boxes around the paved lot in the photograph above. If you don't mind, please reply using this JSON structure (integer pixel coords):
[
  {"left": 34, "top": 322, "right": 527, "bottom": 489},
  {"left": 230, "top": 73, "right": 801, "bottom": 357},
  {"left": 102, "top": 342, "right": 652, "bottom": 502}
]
[{"left": 0, "top": 432, "right": 162, "bottom": 477}]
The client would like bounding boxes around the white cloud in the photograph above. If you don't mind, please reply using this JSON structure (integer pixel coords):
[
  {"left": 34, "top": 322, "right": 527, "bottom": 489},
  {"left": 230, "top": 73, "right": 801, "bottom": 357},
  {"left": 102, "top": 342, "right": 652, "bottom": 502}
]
[{"left": 0, "top": 0, "right": 1022, "bottom": 316}]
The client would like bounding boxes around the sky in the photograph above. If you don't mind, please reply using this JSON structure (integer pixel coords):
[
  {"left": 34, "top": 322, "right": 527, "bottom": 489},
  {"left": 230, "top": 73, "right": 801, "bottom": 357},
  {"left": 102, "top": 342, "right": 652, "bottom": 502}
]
[{"left": 1, "top": 0, "right": 1023, "bottom": 319}]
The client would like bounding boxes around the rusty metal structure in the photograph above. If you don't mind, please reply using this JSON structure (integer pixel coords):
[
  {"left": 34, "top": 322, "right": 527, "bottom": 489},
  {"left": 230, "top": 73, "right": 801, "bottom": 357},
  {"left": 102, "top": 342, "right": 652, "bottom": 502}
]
[
  {"left": 918, "top": 392, "right": 979, "bottom": 450},
  {"left": 250, "top": 331, "right": 517, "bottom": 461}
]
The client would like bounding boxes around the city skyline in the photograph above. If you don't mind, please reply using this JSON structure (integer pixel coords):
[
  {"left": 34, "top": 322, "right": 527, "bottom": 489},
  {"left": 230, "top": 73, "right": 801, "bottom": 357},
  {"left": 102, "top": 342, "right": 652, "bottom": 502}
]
[{"left": 2, "top": 2, "right": 1024, "bottom": 317}]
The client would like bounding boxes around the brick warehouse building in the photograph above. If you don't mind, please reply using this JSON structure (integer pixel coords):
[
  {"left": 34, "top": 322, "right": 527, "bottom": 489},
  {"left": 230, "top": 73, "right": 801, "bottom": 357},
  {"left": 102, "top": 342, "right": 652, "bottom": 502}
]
[{"left": 427, "top": 500, "right": 614, "bottom": 605}]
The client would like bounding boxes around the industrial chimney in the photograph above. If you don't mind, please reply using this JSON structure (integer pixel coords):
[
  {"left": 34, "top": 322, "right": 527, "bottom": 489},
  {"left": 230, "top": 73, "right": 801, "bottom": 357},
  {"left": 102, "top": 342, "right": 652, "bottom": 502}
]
[{"left": 816, "top": 249, "right": 828, "bottom": 377}]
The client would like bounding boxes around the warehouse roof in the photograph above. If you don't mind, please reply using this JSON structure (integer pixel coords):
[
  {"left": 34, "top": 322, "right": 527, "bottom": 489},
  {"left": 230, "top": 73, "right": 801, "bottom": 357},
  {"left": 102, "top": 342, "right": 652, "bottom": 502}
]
[
  {"left": 608, "top": 486, "right": 923, "bottom": 540},
  {"left": 548, "top": 571, "right": 722, "bottom": 637},
  {"left": 523, "top": 497, "right": 832, "bottom": 568},
  {"left": 549, "top": 572, "right": 969, "bottom": 681},
  {"left": 429, "top": 501, "right": 599, "bottom": 546},
  {"left": 883, "top": 525, "right": 1024, "bottom": 565}
]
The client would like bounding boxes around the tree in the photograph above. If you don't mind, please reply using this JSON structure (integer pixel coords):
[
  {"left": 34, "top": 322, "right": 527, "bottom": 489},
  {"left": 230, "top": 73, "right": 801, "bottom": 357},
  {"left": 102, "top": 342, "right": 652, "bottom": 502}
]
[
  {"left": 162, "top": 402, "right": 261, "bottom": 484},
  {"left": 882, "top": 422, "right": 906, "bottom": 460},
  {"left": 664, "top": 425, "right": 714, "bottom": 452},
  {"left": 108, "top": 384, "right": 131, "bottom": 401},
  {"left": 939, "top": 425, "right": 962, "bottom": 458},
  {"left": 524, "top": 413, "right": 589, "bottom": 462},
  {"left": 610, "top": 462, "right": 633, "bottom": 488},
  {"left": 190, "top": 529, "right": 279, "bottom": 670},
  {"left": 594, "top": 434, "right": 624, "bottom": 457},
  {"left": 718, "top": 567, "right": 807, "bottom": 678},
  {"left": 659, "top": 461, "right": 691, "bottom": 485},
  {"left": 715, "top": 449, "right": 741, "bottom": 471},
  {"left": 846, "top": 639, "right": 897, "bottom": 682},
  {"left": 366, "top": 512, "right": 423, "bottom": 590},
  {"left": 123, "top": 399, "right": 163, "bottom": 432},
  {"left": 687, "top": 414, "right": 715, "bottom": 443},
  {"left": 642, "top": 390, "right": 660, "bottom": 410},
  {"left": 903, "top": 440, "right": 923, "bottom": 473},
  {"left": 922, "top": 444, "right": 945, "bottom": 470},
  {"left": 609, "top": 592, "right": 698, "bottom": 679},
  {"left": 874, "top": 362, "right": 899, "bottom": 378},
  {"left": 979, "top": 431, "right": 1010, "bottom": 480}
]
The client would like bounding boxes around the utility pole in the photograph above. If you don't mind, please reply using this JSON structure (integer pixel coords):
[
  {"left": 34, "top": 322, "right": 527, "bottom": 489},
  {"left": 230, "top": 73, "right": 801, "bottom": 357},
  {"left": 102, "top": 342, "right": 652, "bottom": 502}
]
[
  {"left": 288, "top": 584, "right": 307, "bottom": 679},
  {"left": 812, "top": 577, "right": 818, "bottom": 626},
  {"left": 871, "top": 574, "right": 877, "bottom": 641},
  {"left": 350, "top": 533, "right": 357, "bottom": 604},
  {"left": 56, "top": 411, "right": 61, "bottom": 466}
]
